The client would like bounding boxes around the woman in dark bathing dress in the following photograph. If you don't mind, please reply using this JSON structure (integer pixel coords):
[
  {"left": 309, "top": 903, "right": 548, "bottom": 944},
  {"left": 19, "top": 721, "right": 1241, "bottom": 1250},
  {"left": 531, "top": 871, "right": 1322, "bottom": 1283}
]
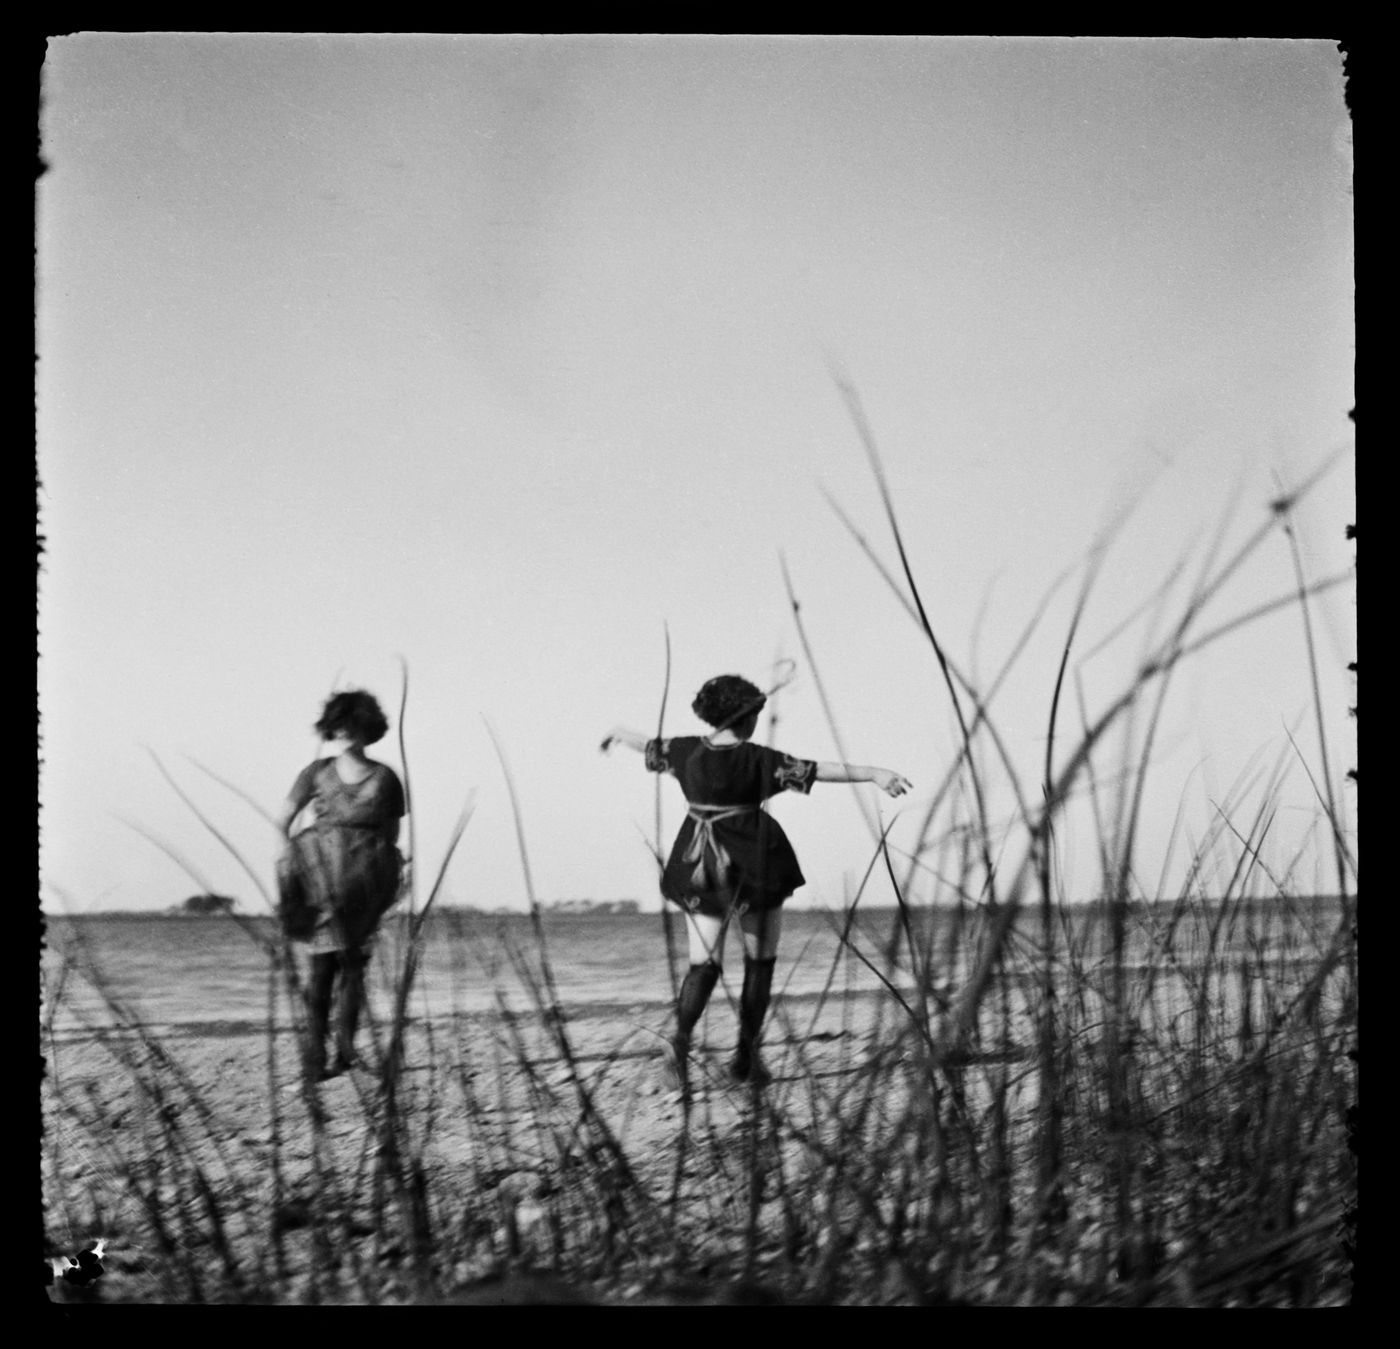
[
  {"left": 604, "top": 674, "right": 911, "bottom": 1090},
  {"left": 275, "top": 690, "right": 406, "bottom": 1081}
]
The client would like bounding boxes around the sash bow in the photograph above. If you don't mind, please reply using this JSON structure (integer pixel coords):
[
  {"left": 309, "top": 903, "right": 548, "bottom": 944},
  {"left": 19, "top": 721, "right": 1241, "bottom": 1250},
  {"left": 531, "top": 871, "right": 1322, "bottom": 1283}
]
[{"left": 682, "top": 803, "right": 758, "bottom": 889}]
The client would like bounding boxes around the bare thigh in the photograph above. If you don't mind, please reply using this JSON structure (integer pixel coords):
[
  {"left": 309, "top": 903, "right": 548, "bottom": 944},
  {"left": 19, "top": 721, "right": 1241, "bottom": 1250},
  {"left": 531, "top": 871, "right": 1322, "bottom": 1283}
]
[
  {"left": 684, "top": 906, "right": 783, "bottom": 964},
  {"left": 684, "top": 911, "right": 729, "bottom": 966},
  {"left": 739, "top": 907, "right": 782, "bottom": 961}
]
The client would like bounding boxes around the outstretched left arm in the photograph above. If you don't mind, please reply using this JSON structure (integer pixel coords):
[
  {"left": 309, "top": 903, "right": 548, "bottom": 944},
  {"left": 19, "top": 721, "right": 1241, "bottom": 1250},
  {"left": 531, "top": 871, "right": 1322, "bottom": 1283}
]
[{"left": 600, "top": 726, "right": 651, "bottom": 754}]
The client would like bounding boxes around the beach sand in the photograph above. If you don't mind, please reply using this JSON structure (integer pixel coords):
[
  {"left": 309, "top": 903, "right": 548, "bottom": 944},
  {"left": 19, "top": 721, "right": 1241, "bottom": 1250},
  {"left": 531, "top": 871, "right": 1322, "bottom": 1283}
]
[
  {"left": 42, "top": 990, "right": 931, "bottom": 1305},
  {"left": 44, "top": 954, "right": 1350, "bottom": 1306}
]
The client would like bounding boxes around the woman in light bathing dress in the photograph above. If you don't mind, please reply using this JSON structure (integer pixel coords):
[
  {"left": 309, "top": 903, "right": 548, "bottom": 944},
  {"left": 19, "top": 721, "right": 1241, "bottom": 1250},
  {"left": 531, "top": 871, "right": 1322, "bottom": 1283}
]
[
  {"left": 275, "top": 689, "right": 406, "bottom": 1081},
  {"left": 604, "top": 674, "right": 911, "bottom": 1090}
]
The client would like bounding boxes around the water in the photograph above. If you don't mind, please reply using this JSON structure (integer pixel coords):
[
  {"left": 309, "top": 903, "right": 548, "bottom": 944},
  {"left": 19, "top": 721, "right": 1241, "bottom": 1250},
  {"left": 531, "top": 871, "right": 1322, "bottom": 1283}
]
[{"left": 40, "top": 897, "right": 1348, "bottom": 1044}]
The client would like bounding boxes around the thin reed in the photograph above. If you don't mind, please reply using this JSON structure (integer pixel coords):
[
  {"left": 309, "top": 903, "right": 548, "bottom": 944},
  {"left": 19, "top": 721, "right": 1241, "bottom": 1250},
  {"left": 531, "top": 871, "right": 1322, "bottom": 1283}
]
[{"left": 41, "top": 399, "right": 1354, "bottom": 1305}]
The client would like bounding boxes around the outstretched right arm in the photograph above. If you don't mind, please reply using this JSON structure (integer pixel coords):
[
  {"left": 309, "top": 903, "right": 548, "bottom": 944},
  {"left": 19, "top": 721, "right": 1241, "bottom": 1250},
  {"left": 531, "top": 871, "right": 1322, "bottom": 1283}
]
[
  {"left": 814, "top": 763, "right": 913, "bottom": 798},
  {"left": 600, "top": 727, "right": 651, "bottom": 754}
]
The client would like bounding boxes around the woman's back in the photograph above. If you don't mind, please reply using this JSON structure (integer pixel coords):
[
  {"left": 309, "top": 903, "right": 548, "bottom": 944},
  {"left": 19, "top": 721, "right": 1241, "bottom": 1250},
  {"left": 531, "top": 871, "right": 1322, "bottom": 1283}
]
[{"left": 649, "top": 736, "right": 816, "bottom": 806}]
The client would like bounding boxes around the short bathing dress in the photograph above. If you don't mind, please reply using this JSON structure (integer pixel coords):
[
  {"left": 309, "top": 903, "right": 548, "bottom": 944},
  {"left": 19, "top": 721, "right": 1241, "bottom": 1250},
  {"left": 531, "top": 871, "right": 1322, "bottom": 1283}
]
[
  {"left": 646, "top": 736, "right": 818, "bottom": 918},
  {"left": 280, "top": 758, "right": 405, "bottom": 953}
]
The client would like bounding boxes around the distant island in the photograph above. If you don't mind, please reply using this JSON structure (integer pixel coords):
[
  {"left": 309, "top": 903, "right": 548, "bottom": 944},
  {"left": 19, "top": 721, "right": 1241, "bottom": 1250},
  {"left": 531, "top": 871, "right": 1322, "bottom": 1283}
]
[
  {"left": 166, "top": 897, "right": 642, "bottom": 917},
  {"left": 544, "top": 898, "right": 640, "bottom": 915},
  {"left": 170, "top": 893, "right": 238, "bottom": 916},
  {"left": 45, "top": 896, "right": 648, "bottom": 920},
  {"left": 429, "top": 899, "right": 643, "bottom": 916}
]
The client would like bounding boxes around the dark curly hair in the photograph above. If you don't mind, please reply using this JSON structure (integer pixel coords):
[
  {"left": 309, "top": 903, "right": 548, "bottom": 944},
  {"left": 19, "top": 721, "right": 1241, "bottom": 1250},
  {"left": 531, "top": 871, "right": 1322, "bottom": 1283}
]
[
  {"left": 692, "top": 674, "right": 766, "bottom": 731},
  {"left": 315, "top": 689, "right": 390, "bottom": 746}
]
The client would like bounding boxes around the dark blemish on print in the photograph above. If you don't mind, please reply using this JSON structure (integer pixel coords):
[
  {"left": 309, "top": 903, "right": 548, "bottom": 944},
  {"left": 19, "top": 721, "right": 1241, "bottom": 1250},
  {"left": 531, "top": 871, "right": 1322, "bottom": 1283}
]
[{"left": 46, "top": 1237, "right": 107, "bottom": 1290}]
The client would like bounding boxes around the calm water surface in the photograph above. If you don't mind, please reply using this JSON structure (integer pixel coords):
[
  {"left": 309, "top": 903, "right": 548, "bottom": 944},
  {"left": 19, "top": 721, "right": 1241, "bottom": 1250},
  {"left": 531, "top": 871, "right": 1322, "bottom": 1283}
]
[{"left": 40, "top": 898, "right": 1346, "bottom": 1043}]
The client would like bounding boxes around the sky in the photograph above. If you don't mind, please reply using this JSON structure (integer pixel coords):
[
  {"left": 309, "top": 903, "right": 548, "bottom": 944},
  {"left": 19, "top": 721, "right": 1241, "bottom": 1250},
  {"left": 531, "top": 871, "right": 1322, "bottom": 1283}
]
[{"left": 37, "top": 34, "right": 1355, "bottom": 916}]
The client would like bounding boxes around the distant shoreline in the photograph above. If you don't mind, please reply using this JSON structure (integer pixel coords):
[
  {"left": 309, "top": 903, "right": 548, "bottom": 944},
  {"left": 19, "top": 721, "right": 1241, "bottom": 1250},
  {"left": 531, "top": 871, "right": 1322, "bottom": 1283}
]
[
  {"left": 39, "top": 947, "right": 1338, "bottom": 1049},
  {"left": 40, "top": 986, "right": 897, "bottom": 1046},
  {"left": 43, "top": 893, "right": 1349, "bottom": 922}
]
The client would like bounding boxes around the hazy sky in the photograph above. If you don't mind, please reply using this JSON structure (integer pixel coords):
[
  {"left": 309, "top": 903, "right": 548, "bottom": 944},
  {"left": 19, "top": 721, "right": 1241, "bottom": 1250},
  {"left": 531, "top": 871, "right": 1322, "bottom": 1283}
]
[{"left": 38, "top": 34, "right": 1354, "bottom": 915}]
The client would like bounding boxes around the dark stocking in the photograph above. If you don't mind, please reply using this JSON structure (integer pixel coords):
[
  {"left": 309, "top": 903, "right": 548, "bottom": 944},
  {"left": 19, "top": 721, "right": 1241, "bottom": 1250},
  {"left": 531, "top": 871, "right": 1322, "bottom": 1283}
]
[
  {"left": 675, "top": 961, "right": 721, "bottom": 1045},
  {"left": 733, "top": 956, "right": 776, "bottom": 1077},
  {"left": 305, "top": 952, "right": 338, "bottom": 1075},
  {"left": 333, "top": 951, "right": 368, "bottom": 1068}
]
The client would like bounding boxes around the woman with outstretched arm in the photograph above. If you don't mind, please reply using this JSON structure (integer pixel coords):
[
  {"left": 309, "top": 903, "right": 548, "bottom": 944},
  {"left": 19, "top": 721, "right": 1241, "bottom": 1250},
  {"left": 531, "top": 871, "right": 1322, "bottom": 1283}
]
[{"left": 603, "top": 673, "right": 910, "bottom": 1091}]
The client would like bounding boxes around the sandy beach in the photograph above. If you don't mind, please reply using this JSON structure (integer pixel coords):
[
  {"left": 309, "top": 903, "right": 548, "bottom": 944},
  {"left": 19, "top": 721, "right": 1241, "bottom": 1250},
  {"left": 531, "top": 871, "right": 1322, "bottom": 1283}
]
[
  {"left": 43, "top": 991, "right": 926, "bottom": 1305},
  {"left": 42, "top": 943, "right": 1353, "bottom": 1307}
]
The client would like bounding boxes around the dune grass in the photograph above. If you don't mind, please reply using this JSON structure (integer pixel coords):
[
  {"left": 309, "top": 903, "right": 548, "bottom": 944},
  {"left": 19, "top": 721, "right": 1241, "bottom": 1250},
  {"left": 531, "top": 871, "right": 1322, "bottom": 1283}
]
[{"left": 41, "top": 400, "right": 1355, "bottom": 1305}]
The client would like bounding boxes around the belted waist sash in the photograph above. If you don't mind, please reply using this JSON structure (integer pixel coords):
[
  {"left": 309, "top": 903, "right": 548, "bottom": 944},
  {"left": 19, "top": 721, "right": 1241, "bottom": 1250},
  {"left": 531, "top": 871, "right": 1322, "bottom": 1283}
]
[{"left": 682, "top": 803, "right": 760, "bottom": 889}]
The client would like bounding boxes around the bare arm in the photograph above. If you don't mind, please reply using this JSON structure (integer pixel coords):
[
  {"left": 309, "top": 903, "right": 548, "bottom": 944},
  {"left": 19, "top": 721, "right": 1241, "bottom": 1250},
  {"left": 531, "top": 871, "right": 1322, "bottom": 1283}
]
[
  {"left": 274, "top": 796, "right": 305, "bottom": 850},
  {"left": 600, "top": 726, "right": 651, "bottom": 754},
  {"left": 274, "top": 768, "right": 317, "bottom": 844},
  {"left": 814, "top": 763, "right": 913, "bottom": 797},
  {"left": 382, "top": 767, "right": 404, "bottom": 847},
  {"left": 273, "top": 794, "right": 306, "bottom": 839}
]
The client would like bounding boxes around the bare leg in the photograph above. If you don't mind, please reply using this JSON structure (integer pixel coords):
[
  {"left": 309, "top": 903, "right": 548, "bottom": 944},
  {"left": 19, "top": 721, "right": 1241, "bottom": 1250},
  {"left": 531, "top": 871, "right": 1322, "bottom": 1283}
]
[
  {"left": 684, "top": 909, "right": 729, "bottom": 967},
  {"left": 739, "top": 906, "right": 782, "bottom": 962}
]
